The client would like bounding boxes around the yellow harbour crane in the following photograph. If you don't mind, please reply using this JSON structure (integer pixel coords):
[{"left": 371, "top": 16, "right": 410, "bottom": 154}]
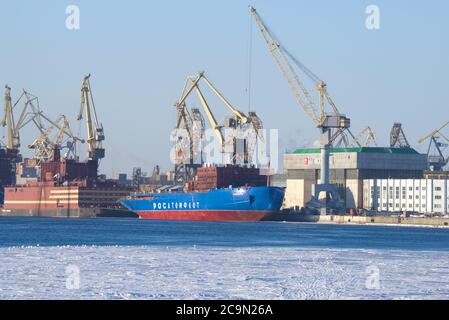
[
  {"left": 28, "top": 114, "right": 83, "bottom": 164},
  {"left": 250, "top": 6, "right": 358, "bottom": 212},
  {"left": 349, "top": 126, "right": 377, "bottom": 148},
  {"left": 2, "top": 86, "right": 85, "bottom": 170},
  {"left": 419, "top": 121, "right": 449, "bottom": 171},
  {"left": 2, "top": 87, "right": 46, "bottom": 152},
  {"left": 2, "top": 85, "right": 16, "bottom": 150},
  {"left": 173, "top": 87, "right": 205, "bottom": 184},
  {"left": 78, "top": 74, "right": 105, "bottom": 161},
  {"left": 2, "top": 85, "right": 85, "bottom": 162},
  {"left": 173, "top": 72, "right": 264, "bottom": 183}
]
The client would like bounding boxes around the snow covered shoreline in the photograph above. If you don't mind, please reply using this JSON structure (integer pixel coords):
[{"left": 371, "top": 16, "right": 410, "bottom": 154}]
[{"left": 1, "top": 245, "right": 449, "bottom": 300}]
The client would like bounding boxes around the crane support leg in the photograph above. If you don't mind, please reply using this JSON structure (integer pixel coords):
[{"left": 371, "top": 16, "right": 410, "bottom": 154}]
[
  {"left": 321, "top": 144, "right": 329, "bottom": 186},
  {"left": 307, "top": 128, "right": 345, "bottom": 215}
]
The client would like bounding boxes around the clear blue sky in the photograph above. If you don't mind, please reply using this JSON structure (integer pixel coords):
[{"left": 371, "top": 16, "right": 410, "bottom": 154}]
[{"left": 1, "top": 0, "right": 448, "bottom": 176}]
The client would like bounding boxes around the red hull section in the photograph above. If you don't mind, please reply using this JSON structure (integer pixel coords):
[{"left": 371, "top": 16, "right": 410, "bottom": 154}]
[
  {"left": 3, "top": 184, "right": 134, "bottom": 214},
  {"left": 137, "top": 210, "right": 271, "bottom": 222}
]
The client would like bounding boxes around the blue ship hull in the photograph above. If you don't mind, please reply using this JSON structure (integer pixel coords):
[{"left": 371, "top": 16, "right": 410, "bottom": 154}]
[{"left": 120, "top": 186, "right": 285, "bottom": 222}]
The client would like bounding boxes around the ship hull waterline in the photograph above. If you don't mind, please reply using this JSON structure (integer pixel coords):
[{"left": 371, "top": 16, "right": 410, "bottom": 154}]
[
  {"left": 136, "top": 210, "right": 273, "bottom": 222},
  {"left": 0, "top": 207, "right": 137, "bottom": 218}
]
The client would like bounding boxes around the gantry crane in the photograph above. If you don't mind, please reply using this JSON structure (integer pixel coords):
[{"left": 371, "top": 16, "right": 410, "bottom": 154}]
[
  {"left": 250, "top": 6, "right": 353, "bottom": 212},
  {"left": 419, "top": 121, "right": 449, "bottom": 171},
  {"left": 78, "top": 74, "right": 105, "bottom": 161},
  {"left": 173, "top": 72, "right": 264, "bottom": 183}
]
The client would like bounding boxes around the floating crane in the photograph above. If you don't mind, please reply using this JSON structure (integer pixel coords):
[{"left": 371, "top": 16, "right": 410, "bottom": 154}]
[
  {"left": 78, "top": 74, "right": 105, "bottom": 161},
  {"left": 419, "top": 121, "right": 449, "bottom": 171},
  {"left": 173, "top": 72, "right": 264, "bottom": 183},
  {"left": 250, "top": 6, "right": 352, "bottom": 212}
]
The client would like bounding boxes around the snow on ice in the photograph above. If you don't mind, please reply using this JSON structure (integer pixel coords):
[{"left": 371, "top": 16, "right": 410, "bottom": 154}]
[{"left": 1, "top": 246, "right": 449, "bottom": 299}]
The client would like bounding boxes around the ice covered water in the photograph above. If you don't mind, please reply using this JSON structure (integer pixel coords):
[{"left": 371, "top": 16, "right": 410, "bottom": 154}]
[
  {"left": 1, "top": 218, "right": 449, "bottom": 299},
  {"left": 1, "top": 246, "right": 449, "bottom": 299}
]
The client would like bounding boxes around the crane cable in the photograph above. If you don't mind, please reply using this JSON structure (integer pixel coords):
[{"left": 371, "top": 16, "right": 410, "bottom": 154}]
[{"left": 255, "top": 10, "right": 322, "bottom": 85}]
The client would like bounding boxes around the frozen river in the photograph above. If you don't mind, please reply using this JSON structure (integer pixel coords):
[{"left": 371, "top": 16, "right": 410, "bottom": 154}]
[{"left": 1, "top": 218, "right": 449, "bottom": 299}]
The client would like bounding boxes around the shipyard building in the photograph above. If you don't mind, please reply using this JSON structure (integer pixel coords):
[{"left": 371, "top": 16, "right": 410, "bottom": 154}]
[
  {"left": 283, "top": 147, "right": 428, "bottom": 210},
  {"left": 363, "top": 172, "right": 449, "bottom": 215}
]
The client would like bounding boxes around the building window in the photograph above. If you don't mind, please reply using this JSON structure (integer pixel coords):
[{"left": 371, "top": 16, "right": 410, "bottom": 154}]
[
  {"left": 409, "top": 187, "right": 413, "bottom": 191},
  {"left": 435, "top": 187, "right": 442, "bottom": 191},
  {"left": 435, "top": 196, "right": 442, "bottom": 200}
]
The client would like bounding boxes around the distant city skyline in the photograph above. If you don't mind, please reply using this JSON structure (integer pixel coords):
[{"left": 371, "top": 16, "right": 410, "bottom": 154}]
[{"left": 1, "top": 0, "right": 448, "bottom": 176}]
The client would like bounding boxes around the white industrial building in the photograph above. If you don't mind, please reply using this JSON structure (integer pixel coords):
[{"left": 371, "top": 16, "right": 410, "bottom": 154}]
[
  {"left": 363, "top": 179, "right": 449, "bottom": 214},
  {"left": 284, "top": 147, "right": 428, "bottom": 210}
]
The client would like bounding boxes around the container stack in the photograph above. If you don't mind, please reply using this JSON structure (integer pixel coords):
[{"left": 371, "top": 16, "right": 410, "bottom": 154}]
[{"left": 191, "top": 166, "right": 268, "bottom": 192}]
